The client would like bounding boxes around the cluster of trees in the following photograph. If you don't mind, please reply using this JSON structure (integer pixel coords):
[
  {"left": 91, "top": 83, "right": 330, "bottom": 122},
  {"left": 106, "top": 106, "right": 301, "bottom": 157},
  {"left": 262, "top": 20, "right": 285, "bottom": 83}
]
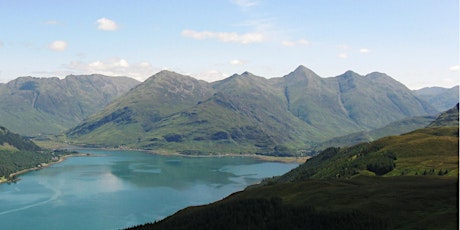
[
  {"left": 0, "top": 150, "right": 53, "bottom": 179},
  {"left": 129, "top": 197, "right": 387, "bottom": 230}
]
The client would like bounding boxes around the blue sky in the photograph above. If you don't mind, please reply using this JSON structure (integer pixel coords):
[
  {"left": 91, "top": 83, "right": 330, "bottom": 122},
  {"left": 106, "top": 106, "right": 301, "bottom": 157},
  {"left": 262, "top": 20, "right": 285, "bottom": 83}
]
[{"left": 0, "top": 0, "right": 458, "bottom": 89}]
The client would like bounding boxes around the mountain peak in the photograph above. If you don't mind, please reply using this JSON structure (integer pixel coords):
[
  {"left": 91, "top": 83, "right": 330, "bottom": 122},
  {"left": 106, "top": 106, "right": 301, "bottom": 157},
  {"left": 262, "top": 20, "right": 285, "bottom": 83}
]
[
  {"left": 293, "top": 65, "right": 319, "bottom": 77},
  {"left": 154, "top": 69, "right": 184, "bottom": 78},
  {"left": 241, "top": 71, "right": 253, "bottom": 76},
  {"left": 294, "top": 65, "right": 313, "bottom": 72},
  {"left": 366, "top": 72, "right": 392, "bottom": 80},
  {"left": 224, "top": 71, "right": 257, "bottom": 81},
  {"left": 343, "top": 70, "right": 361, "bottom": 77},
  {"left": 144, "top": 70, "right": 190, "bottom": 83},
  {"left": 283, "top": 65, "right": 321, "bottom": 85}
]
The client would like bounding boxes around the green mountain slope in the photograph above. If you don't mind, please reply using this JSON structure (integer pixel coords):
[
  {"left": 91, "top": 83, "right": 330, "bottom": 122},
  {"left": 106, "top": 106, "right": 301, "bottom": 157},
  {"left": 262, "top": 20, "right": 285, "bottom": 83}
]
[
  {"left": 414, "top": 85, "right": 459, "bottom": 111},
  {"left": 140, "top": 72, "right": 324, "bottom": 155},
  {"left": 66, "top": 71, "right": 215, "bottom": 147},
  {"left": 67, "top": 66, "right": 438, "bottom": 155},
  {"left": 131, "top": 107, "right": 458, "bottom": 230},
  {"left": 0, "top": 74, "right": 139, "bottom": 136},
  {"left": 0, "top": 126, "right": 51, "bottom": 179},
  {"left": 273, "top": 67, "right": 437, "bottom": 136}
]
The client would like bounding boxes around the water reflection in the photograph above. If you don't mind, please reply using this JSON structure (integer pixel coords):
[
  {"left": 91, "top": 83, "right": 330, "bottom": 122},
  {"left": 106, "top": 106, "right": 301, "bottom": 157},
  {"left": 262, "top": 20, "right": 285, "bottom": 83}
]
[{"left": 0, "top": 149, "right": 298, "bottom": 230}]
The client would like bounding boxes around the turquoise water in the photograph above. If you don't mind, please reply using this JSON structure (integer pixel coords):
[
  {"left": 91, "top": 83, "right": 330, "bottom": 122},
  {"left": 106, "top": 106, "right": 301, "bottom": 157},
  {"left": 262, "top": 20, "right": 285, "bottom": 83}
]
[{"left": 0, "top": 149, "right": 298, "bottom": 229}]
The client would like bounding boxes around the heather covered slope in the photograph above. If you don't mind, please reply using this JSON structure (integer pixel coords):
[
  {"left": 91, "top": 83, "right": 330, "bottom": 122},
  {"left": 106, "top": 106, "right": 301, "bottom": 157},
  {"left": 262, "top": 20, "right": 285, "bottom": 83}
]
[
  {"left": 67, "top": 66, "right": 438, "bottom": 155},
  {"left": 0, "top": 74, "right": 139, "bottom": 136}
]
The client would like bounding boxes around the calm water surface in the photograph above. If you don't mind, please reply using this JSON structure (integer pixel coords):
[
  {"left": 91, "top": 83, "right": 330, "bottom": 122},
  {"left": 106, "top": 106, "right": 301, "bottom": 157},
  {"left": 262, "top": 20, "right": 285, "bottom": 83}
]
[{"left": 0, "top": 149, "right": 298, "bottom": 229}]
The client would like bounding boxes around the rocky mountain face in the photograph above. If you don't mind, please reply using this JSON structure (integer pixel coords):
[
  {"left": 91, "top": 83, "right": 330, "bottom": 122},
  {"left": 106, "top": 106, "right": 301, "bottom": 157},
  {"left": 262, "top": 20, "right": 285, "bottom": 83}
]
[
  {"left": 0, "top": 74, "right": 139, "bottom": 136},
  {"left": 66, "top": 66, "right": 437, "bottom": 155}
]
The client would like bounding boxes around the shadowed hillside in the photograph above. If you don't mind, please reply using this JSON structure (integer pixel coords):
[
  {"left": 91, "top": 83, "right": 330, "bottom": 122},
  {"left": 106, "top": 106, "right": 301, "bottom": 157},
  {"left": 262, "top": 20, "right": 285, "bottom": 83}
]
[{"left": 414, "top": 86, "right": 459, "bottom": 111}]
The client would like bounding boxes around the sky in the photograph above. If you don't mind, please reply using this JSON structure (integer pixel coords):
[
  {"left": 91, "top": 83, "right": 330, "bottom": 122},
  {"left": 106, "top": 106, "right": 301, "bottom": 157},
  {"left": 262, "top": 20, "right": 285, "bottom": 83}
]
[{"left": 0, "top": 0, "right": 458, "bottom": 89}]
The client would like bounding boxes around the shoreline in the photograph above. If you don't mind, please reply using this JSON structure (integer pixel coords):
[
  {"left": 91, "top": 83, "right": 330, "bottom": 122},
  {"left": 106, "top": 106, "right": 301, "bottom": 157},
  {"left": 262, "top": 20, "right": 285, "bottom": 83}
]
[
  {"left": 78, "top": 146, "right": 311, "bottom": 164},
  {"left": 34, "top": 142, "right": 312, "bottom": 164},
  {"left": 0, "top": 153, "right": 89, "bottom": 185}
]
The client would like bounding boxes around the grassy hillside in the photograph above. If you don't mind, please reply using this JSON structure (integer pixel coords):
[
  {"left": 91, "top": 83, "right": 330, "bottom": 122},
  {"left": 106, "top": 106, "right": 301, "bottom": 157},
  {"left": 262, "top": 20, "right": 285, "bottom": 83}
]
[{"left": 270, "top": 126, "right": 458, "bottom": 182}]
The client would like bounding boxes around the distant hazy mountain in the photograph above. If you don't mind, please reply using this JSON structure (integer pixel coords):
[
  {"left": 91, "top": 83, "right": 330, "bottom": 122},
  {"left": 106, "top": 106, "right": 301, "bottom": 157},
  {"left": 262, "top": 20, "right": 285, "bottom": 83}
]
[
  {"left": 414, "top": 86, "right": 459, "bottom": 111},
  {"left": 0, "top": 74, "right": 139, "bottom": 136},
  {"left": 66, "top": 66, "right": 437, "bottom": 156}
]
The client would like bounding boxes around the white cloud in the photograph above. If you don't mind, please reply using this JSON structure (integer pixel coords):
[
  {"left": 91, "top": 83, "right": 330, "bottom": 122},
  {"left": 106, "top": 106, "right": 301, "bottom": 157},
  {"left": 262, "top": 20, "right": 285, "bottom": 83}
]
[
  {"left": 230, "top": 59, "right": 246, "bottom": 65},
  {"left": 282, "top": 39, "right": 310, "bottom": 47},
  {"left": 96, "top": 18, "right": 118, "bottom": 31},
  {"left": 359, "top": 48, "right": 371, "bottom": 53},
  {"left": 181, "top": 29, "right": 264, "bottom": 44},
  {"left": 65, "top": 58, "right": 154, "bottom": 81},
  {"left": 0, "top": 41, "right": 3, "bottom": 48},
  {"left": 194, "top": 70, "right": 228, "bottom": 82},
  {"left": 281, "top": 41, "right": 295, "bottom": 47},
  {"left": 338, "top": 53, "right": 348, "bottom": 59},
  {"left": 48, "top": 40, "right": 67, "bottom": 51},
  {"left": 297, "top": 39, "right": 310, "bottom": 45},
  {"left": 230, "top": 0, "right": 259, "bottom": 9},
  {"left": 449, "top": 65, "right": 459, "bottom": 71}
]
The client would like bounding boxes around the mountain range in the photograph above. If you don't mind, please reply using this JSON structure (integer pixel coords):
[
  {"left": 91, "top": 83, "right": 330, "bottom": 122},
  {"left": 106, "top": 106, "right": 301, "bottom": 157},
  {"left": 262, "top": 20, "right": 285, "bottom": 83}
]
[
  {"left": 65, "top": 66, "right": 441, "bottom": 156},
  {"left": 0, "top": 66, "right": 456, "bottom": 156},
  {"left": 0, "top": 74, "right": 139, "bottom": 136}
]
